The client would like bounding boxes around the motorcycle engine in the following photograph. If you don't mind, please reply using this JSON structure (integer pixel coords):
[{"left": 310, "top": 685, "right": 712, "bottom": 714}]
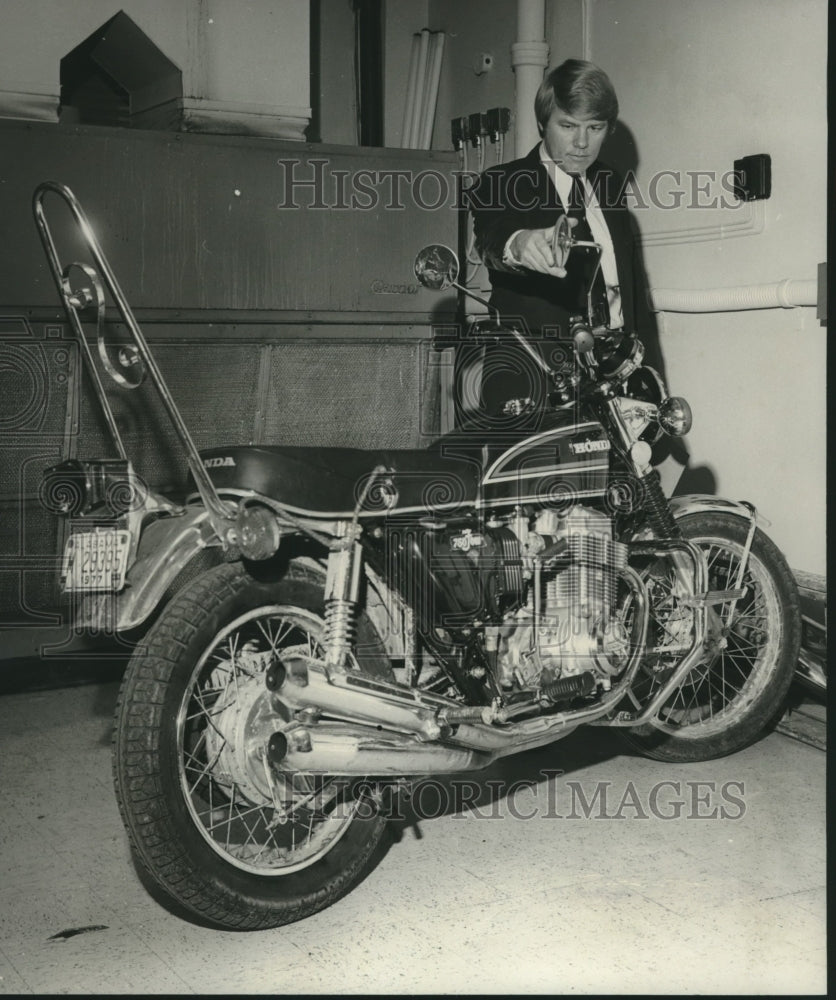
[
  {"left": 492, "top": 506, "right": 630, "bottom": 692},
  {"left": 422, "top": 505, "right": 630, "bottom": 694}
]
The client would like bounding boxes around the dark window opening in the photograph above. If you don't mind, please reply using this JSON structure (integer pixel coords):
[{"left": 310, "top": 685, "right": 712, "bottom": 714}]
[{"left": 353, "top": 0, "right": 384, "bottom": 147}]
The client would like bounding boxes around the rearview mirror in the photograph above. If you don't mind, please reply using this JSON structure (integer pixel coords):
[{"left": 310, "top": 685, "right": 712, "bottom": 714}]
[{"left": 414, "top": 244, "right": 460, "bottom": 290}]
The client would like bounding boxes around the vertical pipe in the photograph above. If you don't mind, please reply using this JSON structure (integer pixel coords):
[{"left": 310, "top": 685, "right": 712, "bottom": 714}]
[
  {"left": 582, "top": 0, "right": 593, "bottom": 60},
  {"left": 517, "top": 0, "right": 544, "bottom": 41},
  {"left": 401, "top": 32, "right": 421, "bottom": 148},
  {"left": 407, "top": 28, "right": 431, "bottom": 148},
  {"left": 510, "top": 0, "right": 549, "bottom": 158},
  {"left": 419, "top": 31, "right": 445, "bottom": 149}
]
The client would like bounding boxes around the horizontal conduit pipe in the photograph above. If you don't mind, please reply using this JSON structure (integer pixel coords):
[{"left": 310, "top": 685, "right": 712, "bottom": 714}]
[{"left": 648, "top": 279, "right": 818, "bottom": 313}]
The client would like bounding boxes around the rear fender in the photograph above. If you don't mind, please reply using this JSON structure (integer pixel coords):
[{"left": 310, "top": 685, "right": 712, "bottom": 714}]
[
  {"left": 106, "top": 508, "right": 221, "bottom": 631},
  {"left": 101, "top": 504, "right": 338, "bottom": 633}
]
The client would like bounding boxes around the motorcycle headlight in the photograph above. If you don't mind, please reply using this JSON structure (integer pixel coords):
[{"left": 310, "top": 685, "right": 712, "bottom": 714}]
[
  {"left": 658, "top": 396, "right": 692, "bottom": 437},
  {"left": 594, "top": 333, "right": 644, "bottom": 380}
]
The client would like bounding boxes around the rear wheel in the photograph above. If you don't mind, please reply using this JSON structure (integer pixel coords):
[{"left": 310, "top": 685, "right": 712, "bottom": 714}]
[
  {"left": 623, "top": 512, "right": 800, "bottom": 761},
  {"left": 113, "top": 558, "right": 392, "bottom": 930}
]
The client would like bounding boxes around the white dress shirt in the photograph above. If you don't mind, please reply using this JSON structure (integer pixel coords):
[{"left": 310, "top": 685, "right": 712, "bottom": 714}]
[{"left": 502, "top": 143, "right": 624, "bottom": 329}]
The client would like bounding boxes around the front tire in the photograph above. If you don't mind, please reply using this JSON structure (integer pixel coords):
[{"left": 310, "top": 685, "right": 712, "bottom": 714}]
[
  {"left": 113, "top": 558, "right": 391, "bottom": 930},
  {"left": 623, "top": 512, "right": 800, "bottom": 762}
]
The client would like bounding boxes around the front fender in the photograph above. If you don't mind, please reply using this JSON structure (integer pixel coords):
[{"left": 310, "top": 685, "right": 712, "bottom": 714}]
[
  {"left": 667, "top": 493, "right": 765, "bottom": 526},
  {"left": 629, "top": 493, "right": 762, "bottom": 546},
  {"left": 113, "top": 507, "right": 221, "bottom": 631}
]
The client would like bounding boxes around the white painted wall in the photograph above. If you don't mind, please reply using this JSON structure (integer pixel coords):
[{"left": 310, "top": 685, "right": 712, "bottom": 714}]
[
  {"left": 198, "top": 0, "right": 308, "bottom": 108},
  {"left": 407, "top": 0, "right": 826, "bottom": 575},
  {"left": 315, "top": 0, "right": 431, "bottom": 148},
  {"left": 0, "top": 0, "right": 187, "bottom": 102},
  {"left": 0, "top": 0, "right": 309, "bottom": 131},
  {"left": 315, "top": 0, "right": 358, "bottom": 146},
  {"left": 558, "top": 0, "right": 827, "bottom": 575},
  {"left": 428, "top": 0, "right": 519, "bottom": 155}
]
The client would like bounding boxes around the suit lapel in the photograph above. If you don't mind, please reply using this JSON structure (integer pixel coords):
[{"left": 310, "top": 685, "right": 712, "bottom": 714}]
[{"left": 511, "top": 144, "right": 558, "bottom": 215}]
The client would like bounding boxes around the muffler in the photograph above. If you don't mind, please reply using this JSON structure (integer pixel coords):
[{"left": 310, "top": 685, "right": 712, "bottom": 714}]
[
  {"left": 272, "top": 721, "right": 492, "bottom": 775},
  {"left": 232, "top": 564, "right": 653, "bottom": 778},
  {"left": 263, "top": 649, "right": 633, "bottom": 776},
  {"left": 267, "top": 564, "right": 650, "bottom": 768}
]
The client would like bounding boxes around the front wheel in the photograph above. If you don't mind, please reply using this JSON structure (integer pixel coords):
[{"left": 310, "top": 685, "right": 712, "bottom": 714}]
[
  {"left": 112, "top": 558, "right": 391, "bottom": 930},
  {"left": 622, "top": 511, "right": 801, "bottom": 762}
]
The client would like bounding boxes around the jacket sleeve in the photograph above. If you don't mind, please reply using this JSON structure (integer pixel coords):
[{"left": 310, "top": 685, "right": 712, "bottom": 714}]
[{"left": 467, "top": 165, "right": 543, "bottom": 272}]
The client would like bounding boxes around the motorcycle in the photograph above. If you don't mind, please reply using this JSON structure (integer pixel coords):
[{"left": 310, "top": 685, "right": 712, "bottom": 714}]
[{"left": 34, "top": 183, "right": 800, "bottom": 930}]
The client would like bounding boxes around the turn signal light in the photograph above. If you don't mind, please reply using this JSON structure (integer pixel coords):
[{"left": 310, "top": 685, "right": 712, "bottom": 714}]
[
  {"left": 39, "top": 458, "right": 137, "bottom": 516},
  {"left": 236, "top": 504, "right": 283, "bottom": 560},
  {"left": 658, "top": 396, "right": 693, "bottom": 437}
]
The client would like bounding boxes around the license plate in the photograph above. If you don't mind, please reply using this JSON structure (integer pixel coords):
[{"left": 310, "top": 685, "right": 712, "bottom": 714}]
[{"left": 61, "top": 529, "right": 132, "bottom": 592}]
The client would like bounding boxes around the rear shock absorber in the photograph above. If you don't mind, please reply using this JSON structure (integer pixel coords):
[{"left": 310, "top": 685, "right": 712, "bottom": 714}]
[
  {"left": 323, "top": 524, "right": 362, "bottom": 669},
  {"left": 323, "top": 598, "right": 357, "bottom": 667},
  {"left": 322, "top": 466, "right": 388, "bottom": 669}
]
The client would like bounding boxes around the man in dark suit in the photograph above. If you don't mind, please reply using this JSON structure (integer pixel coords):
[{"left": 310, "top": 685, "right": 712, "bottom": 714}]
[{"left": 466, "top": 58, "right": 639, "bottom": 420}]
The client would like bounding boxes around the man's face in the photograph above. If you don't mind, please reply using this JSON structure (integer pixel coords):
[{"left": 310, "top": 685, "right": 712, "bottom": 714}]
[{"left": 541, "top": 106, "right": 609, "bottom": 174}]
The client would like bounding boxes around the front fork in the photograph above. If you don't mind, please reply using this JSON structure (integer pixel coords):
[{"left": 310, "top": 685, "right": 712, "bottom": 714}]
[{"left": 606, "top": 397, "right": 755, "bottom": 675}]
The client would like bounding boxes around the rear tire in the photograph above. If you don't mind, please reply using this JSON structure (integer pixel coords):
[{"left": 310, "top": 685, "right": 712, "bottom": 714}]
[
  {"left": 622, "top": 512, "right": 800, "bottom": 762},
  {"left": 113, "top": 558, "right": 392, "bottom": 930}
]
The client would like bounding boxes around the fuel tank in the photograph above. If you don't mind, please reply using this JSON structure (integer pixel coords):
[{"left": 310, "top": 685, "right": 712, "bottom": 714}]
[{"left": 479, "top": 417, "right": 611, "bottom": 509}]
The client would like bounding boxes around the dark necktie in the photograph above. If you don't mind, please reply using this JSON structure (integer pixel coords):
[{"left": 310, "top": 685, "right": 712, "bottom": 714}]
[{"left": 566, "top": 175, "right": 609, "bottom": 328}]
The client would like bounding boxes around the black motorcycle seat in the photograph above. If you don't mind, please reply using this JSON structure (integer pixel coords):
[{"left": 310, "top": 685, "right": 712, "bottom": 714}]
[
  {"left": 195, "top": 410, "right": 588, "bottom": 518},
  {"left": 196, "top": 438, "right": 487, "bottom": 517}
]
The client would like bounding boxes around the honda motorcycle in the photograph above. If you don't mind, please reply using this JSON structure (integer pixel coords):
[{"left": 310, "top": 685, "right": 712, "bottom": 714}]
[{"left": 34, "top": 183, "right": 800, "bottom": 931}]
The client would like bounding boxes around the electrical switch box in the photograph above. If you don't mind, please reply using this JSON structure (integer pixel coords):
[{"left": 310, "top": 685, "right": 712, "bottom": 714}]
[{"left": 732, "top": 153, "right": 771, "bottom": 201}]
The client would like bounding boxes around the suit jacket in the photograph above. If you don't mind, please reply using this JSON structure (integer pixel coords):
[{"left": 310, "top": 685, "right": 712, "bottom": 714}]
[{"left": 468, "top": 144, "right": 638, "bottom": 338}]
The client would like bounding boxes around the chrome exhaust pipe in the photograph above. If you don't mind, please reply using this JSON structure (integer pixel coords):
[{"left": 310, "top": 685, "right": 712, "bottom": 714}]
[
  {"left": 268, "top": 566, "right": 650, "bottom": 775},
  {"left": 280, "top": 723, "right": 491, "bottom": 775},
  {"left": 275, "top": 656, "right": 461, "bottom": 741}
]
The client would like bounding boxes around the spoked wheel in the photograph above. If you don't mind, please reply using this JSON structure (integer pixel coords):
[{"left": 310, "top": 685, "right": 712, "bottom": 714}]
[
  {"left": 622, "top": 512, "right": 800, "bottom": 761},
  {"left": 113, "top": 559, "right": 392, "bottom": 930}
]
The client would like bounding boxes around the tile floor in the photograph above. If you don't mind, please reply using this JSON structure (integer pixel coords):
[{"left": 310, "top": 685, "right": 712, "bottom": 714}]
[{"left": 0, "top": 676, "right": 826, "bottom": 995}]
